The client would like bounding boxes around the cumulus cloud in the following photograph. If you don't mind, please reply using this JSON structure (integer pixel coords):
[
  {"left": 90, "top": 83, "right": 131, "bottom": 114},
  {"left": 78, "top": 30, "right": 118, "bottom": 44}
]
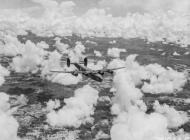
[
  {"left": 154, "top": 101, "right": 188, "bottom": 128},
  {"left": 95, "top": 131, "right": 110, "bottom": 140},
  {"left": 94, "top": 50, "right": 102, "bottom": 57},
  {"left": 5, "top": 36, "right": 83, "bottom": 85},
  {"left": 41, "top": 50, "right": 62, "bottom": 76},
  {"left": 112, "top": 69, "right": 143, "bottom": 111},
  {"left": 1, "top": 0, "right": 190, "bottom": 46},
  {"left": 173, "top": 51, "right": 180, "bottom": 56},
  {"left": 88, "top": 60, "right": 107, "bottom": 70},
  {"left": 107, "top": 48, "right": 126, "bottom": 58},
  {"left": 5, "top": 36, "right": 86, "bottom": 86},
  {"left": 41, "top": 50, "right": 83, "bottom": 85},
  {"left": 0, "top": 92, "right": 20, "bottom": 140},
  {"left": 52, "top": 41, "right": 86, "bottom": 65},
  {"left": 47, "top": 85, "right": 99, "bottom": 127},
  {"left": 0, "top": 1, "right": 189, "bottom": 139},
  {"left": 11, "top": 40, "right": 47, "bottom": 73},
  {"left": 108, "top": 55, "right": 187, "bottom": 94},
  {"left": 111, "top": 108, "right": 169, "bottom": 140},
  {"left": 0, "top": 66, "right": 20, "bottom": 140},
  {"left": 68, "top": 41, "right": 86, "bottom": 62},
  {"left": 42, "top": 41, "right": 88, "bottom": 85},
  {"left": 0, "top": 64, "right": 10, "bottom": 86},
  {"left": 109, "top": 55, "right": 189, "bottom": 140},
  {"left": 54, "top": 37, "right": 70, "bottom": 54},
  {"left": 46, "top": 99, "right": 60, "bottom": 111},
  {"left": 75, "top": 9, "right": 190, "bottom": 46},
  {"left": 141, "top": 65, "right": 187, "bottom": 94},
  {"left": 37, "top": 41, "right": 49, "bottom": 49},
  {"left": 0, "top": 35, "right": 24, "bottom": 56}
]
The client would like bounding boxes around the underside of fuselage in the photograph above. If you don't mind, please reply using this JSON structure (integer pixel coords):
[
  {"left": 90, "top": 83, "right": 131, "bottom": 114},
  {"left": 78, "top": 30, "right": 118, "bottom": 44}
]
[
  {"left": 83, "top": 73, "right": 103, "bottom": 82},
  {"left": 74, "top": 63, "right": 103, "bottom": 82}
]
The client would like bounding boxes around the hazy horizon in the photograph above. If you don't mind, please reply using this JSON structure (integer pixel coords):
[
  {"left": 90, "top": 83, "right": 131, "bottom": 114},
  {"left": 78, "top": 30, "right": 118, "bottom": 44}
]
[{"left": 1, "top": 0, "right": 190, "bottom": 17}]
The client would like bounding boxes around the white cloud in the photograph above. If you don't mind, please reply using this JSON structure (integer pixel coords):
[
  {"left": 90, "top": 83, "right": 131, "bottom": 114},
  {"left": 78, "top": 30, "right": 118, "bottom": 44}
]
[
  {"left": 173, "top": 51, "right": 180, "bottom": 56},
  {"left": 47, "top": 85, "right": 99, "bottom": 127},
  {"left": 111, "top": 108, "right": 169, "bottom": 140},
  {"left": 0, "top": 64, "right": 10, "bottom": 86},
  {"left": 0, "top": 35, "right": 24, "bottom": 56},
  {"left": 109, "top": 55, "right": 189, "bottom": 140},
  {"left": 142, "top": 66, "right": 187, "bottom": 94},
  {"left": 107, "top": 48, "right": 126, "bottom": 58},
  {"left": 68, "top": 41, "right": 85, "bottom": 62},
  {"left": 11, "top": 40, "right": 47, "bottom": 73},
  {"left": 0, "top": 92, "right": 20, "bottom": 140},
  {"left": 46, "top": 99, "right": 60, "bottom": 111},
  {"left": 94, "top": 50, "right": 102, "bottom": 57},
  {"left": 54, "top": 37, "right": 70, "bottom": 54},
  {"left": 87, "top": 60, "right": 107, "bottom": 70},
  {"left": 95, "top": 131, "right": 110, "bottom": 140},
  {"left": 108, "top": 55, "right": 187, "bottom": 95},
  {"left": 1, "top": 1, "right": 190, "bottom": 46},
  {"left": 154, "top": 101, "right": 188, "bottom": 128},
  {"left": 37, "top": 41, "right": 49, "bottom": 49}
]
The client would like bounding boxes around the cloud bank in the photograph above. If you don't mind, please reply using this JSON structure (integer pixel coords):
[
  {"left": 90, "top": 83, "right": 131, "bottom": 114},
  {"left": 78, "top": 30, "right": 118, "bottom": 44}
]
[
  {"left": 47, "top": 85, "right": 99, "bottom": 127},
  {"left": 99, "top": 0, "right": 190, "bottom": 16},
  {"left": 0, "top": 0, "right": 190, "bottom": 46},
  {"left": 0, "top": 92, "right": 20, "bottom": 140},
  {"left": 109, "top": 55, "right": 189, "bottom": 140}
]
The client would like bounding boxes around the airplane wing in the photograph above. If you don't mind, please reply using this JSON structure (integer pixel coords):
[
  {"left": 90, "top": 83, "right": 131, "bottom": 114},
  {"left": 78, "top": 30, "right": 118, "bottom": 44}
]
[
  {"left": 105, "top": 67, "right": 126, "bottom": 71},
  {"left": 50, "top": 70, "right": 74, "bottom": 73},
  {"left": 91, "top": 67, "right": 126, "bottom": 74},
  {"left": 50, "top": 70, "right": 85, "bottom": 74},
  {"left": 50, "top": 67, "right": 125, "bottom": 74}
]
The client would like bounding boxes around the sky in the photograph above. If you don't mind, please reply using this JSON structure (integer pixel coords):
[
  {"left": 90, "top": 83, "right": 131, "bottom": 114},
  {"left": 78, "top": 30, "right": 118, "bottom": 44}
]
[
  {"left": 0, "top": 0, "right": 99, "bottom": 16},
  {"left": 0, "top": 0, "right": 35, "bottom": 9},
  {"left": 1, "top": 0, "right": 190, "bottom": 17}
]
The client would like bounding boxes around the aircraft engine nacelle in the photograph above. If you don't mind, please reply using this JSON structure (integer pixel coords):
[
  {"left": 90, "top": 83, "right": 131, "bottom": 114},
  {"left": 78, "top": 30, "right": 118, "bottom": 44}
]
[
  {"left": 67, "top": 58, "right": 70, "bottom": 67},
  {"left": 84, "top": 57, "right": 88, "bottom": 67},
  {"left": 107, "top": 70, "right": 114, "bottom": 75},
  {"left": 66, "top": 57, "right": 88, "bottom": 67},
  {"left": 99, "top": 71, "right": 104, "bottom": 75},
  {"left": 72, "top": 71, "right": 78, "bottom": 76}
]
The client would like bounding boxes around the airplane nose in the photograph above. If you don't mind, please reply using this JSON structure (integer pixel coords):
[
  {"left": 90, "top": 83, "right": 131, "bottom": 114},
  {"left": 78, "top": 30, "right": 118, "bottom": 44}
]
[
  {"left": 98, "top": 77, "right": 103, "bottom": 82},
  {"left": 94, "top": 74, "right": 103, "bottom": 82}
]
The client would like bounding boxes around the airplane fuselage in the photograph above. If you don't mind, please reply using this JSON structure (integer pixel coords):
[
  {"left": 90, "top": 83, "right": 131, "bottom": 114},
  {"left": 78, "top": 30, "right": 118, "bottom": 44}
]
[{"left": 73, "top": 63, "right": 103, "bottom": 82}]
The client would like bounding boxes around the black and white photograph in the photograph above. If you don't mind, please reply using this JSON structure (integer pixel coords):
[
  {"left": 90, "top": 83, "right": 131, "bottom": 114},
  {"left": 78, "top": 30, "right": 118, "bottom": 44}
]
[{"left": 0, "top": 0, "right": 190, "bottom": 140}]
